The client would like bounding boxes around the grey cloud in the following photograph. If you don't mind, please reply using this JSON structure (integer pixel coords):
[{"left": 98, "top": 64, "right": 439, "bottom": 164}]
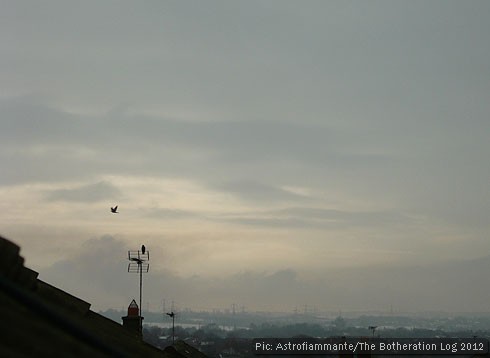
[
  {"left": 40, "top": 235, "right": 490, "bottom": 312},
  {"left": 219, "top": 207, "right": 414, "bottom": 230},
  {"left": 0, "top": 98, "right": 335, "bottom": 160},
  {"left": 276, "top": 207, "right": 413, "bottom": 227},
  {"left": 0, "top": 98, "right": 345, "bottom": 186},
  {"left": 3, "top": 1, "right": 490, "bottom": 309},
  {"left": 142, "top": 208, "right": 201, "bottom": 220},
  {"left": 40, "top": 235, "right": 136, "bottom": 307},
  {"left": 133, "top": 205, "right": 413, "bottom": 231},
  {"left": 45, "top": 181, "right": 121, "bottom": 202},
  {"left": 213, "top": 180, "right": 310, "bottom": 203},
  {"left": 2, "top": 98, "right": 486, "bottom": 203},
  {"left": 38, "top": 236, "right": 310, "bottom": 310},
  {"left": 0, "top": 102, "right": 424, "bottom": 182},
  {"left": 222, "top": 217, "right": 311, "bottom": 229},
  {"left": 1, "top": 96, "right": 489, "bottom": 237},
  {"left": 4, "top": 1, "right": 489, "bottom": 121}
]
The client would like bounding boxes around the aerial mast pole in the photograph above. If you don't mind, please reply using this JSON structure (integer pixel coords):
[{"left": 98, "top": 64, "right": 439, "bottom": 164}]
[{"left": 128, "top": 245, "right": 149, "bottom": 333}]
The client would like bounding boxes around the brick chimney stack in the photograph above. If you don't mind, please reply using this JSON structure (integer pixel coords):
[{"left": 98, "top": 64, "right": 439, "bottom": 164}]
[{"left": 122, "top": 299, "right": 143, "bottom": 336}]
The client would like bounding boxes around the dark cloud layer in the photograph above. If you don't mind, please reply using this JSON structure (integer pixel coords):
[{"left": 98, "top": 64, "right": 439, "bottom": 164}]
[
  {"left": 40, "top": 236, "right": 490, "bottom": 312},
  {"left": 0, "top": 99, "right": 339, "bottom": 186}
]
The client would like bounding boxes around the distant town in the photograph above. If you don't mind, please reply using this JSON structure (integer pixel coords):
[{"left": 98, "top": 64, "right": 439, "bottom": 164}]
[{"left": 101, "top": 308, "right": 490, "bottom": 356}]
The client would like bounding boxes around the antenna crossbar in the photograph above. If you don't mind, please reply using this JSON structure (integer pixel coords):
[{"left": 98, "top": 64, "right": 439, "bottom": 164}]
[
  {"left": 128, "top": 250, "right": 149, "bottom": 261},
  {"left": 128, "top": 262, "right": 149, "bottom": 273}
]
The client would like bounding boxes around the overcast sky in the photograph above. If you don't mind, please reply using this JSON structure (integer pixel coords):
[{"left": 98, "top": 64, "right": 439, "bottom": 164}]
[{"left": 1, "top": 1, "right": 490, "bottom": 313}]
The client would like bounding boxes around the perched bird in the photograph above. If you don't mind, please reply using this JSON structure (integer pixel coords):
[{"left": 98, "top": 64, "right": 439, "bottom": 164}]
[
  {"left": 141, "top": 245, "right": 146, "bottom": 254},
  {"left": 111, "top": 205, "right": 118, "bottom": 213},
  {"left": 166, "top": 312, "right": 175, "bottom": 318}
]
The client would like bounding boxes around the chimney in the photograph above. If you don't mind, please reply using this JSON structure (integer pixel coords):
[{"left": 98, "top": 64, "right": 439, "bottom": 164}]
[{"left": 122, "top": 299, "right": 143, "bottom": 336}]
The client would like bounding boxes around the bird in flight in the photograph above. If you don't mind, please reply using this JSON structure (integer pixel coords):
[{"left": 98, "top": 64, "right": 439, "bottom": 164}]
[{"left": 111, "top": 205, "right": 118, "bottom": 213}]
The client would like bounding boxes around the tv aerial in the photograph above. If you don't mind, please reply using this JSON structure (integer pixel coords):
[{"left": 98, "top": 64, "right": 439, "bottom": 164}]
[{"left": 127, "top": 245, "right": 149, "bottom": 331}]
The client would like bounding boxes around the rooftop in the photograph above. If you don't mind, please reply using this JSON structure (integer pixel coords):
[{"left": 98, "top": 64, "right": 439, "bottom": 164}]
[{"left": 0, "top": 235, "right": 206, "bottom": 357}]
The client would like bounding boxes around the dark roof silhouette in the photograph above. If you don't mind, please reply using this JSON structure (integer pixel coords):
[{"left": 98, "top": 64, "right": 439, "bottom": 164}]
[{"left": 0, "top": 235, "right": 205, "bottom": 358}]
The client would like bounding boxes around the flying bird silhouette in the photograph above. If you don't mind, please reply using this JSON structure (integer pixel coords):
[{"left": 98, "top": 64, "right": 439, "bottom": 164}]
[{"left": 110, "top": 205, "right": 118, "bottom": 213}]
